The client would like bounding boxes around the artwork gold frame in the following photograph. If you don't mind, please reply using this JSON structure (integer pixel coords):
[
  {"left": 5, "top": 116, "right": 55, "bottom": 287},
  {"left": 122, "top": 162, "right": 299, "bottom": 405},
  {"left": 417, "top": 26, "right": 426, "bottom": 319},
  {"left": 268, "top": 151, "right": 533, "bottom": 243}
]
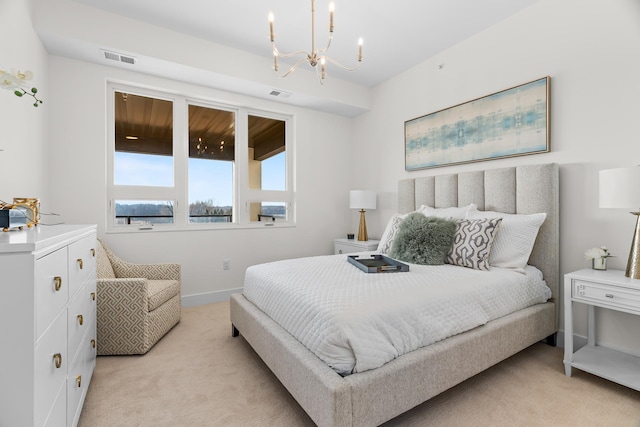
[
  {"left": 405, "top": 77, "right": 550, "bottom": 171},
  {"left": 0, "top": 197, "right": 40, "bottom": 231}
]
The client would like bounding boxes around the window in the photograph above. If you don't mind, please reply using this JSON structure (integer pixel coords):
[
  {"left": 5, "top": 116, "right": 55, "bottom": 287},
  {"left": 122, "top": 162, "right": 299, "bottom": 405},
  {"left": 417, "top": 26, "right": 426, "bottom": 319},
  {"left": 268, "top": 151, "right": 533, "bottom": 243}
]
[{"left": 107, "top": 84, "right": 294, "bottom": 231}]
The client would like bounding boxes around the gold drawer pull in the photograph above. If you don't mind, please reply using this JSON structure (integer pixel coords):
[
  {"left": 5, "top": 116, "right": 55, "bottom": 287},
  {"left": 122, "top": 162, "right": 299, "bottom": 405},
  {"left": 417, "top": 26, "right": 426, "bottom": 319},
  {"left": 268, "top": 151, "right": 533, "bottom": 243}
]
[
  {"left": 53, "top": 353, "right": 62, "bottom": 369},
  {"left": 77, "top": 314, "right": 84, "bottom": 326},
  {"left": 77, "top": 258, "right": 83, "bottom": 269},
  {"left": 54, "top": 276, "right": 62, "bottom": 291},
  {"left": 91, "top": 339, "right": 96, "bottom": 349},
  {"left": 76, "top": 375, "right": 82, "bottom": 388},
  {"left": 91, "top": 248, "right": 96, "bottom": 257},
  {"left": 91, "top": 292, "right": 96, "bottom": 301}
]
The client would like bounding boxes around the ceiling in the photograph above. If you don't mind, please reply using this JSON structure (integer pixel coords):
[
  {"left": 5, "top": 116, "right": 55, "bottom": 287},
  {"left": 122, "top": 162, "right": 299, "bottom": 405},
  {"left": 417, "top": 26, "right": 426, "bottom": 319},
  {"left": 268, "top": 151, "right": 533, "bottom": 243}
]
[{"left": 63, "top": 0, "right": 539, "bottom": 88}]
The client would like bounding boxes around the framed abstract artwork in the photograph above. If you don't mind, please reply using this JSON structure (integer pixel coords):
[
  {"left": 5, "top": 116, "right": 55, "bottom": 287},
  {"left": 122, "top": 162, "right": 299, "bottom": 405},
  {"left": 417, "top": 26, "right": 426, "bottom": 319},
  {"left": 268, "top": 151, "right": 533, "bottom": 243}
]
[{"left": 404, "top": 76, "right": 550, "bottom": 171}]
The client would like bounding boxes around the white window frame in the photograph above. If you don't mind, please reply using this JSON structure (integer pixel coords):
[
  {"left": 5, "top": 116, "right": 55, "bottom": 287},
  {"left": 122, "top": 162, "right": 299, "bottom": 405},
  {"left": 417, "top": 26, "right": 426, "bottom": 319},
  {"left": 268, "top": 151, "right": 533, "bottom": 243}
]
[{"left": 106, "top": 82, "right": 295, "bottom": 233}]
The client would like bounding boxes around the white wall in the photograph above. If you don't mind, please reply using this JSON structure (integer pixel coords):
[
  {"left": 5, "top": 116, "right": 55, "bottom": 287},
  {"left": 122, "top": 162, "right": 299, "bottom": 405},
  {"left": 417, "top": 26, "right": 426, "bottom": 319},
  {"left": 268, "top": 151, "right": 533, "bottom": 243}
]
[
  {"left": 353, "top": 0, "right": 640, "bottom": 353},
  {"left": 0, "top": 0, "right": 49, "bottom": 206},
  {"left": 47, "top": 56, "right": 354, "bottom": 304}
]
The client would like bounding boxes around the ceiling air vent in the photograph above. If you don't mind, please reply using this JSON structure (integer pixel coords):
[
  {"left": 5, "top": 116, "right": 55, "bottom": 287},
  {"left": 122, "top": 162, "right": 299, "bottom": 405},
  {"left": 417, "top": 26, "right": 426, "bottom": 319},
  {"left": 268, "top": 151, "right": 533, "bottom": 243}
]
[
  {"left": 102, "top": 50, "right": 136, "bottom": 65},
  {"left": 269, "top": 89, "right": 292, "bottom": 98}
]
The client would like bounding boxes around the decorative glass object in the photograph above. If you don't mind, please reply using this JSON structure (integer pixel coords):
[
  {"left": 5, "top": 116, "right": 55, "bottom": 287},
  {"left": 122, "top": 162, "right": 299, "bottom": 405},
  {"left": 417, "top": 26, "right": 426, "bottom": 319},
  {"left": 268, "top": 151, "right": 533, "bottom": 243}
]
[
  {"left": 592, "top": 257, "right": 607, "bottom": 271},
  {"left": 585, "top": 246, "right": 612, "bottom": 271}
]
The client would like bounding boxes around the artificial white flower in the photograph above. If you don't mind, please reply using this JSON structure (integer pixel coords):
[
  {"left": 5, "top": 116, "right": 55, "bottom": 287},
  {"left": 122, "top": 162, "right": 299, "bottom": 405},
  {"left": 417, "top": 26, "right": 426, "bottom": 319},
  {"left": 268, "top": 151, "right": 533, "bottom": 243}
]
[
  {"left": 0, "top": 70, "right": 22, "bottom": 90},
  {"left": 584, "top": 246, "right": 612, "bottom": 259},
  {"left": 0, "top": 67, "right": 43, "bottom": 107}
]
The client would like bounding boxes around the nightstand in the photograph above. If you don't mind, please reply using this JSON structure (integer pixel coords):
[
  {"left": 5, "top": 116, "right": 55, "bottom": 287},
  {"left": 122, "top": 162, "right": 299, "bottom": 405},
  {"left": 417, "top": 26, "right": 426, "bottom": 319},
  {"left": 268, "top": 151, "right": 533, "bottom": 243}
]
[
  {"left": 334, "top": 238, "right": 380, "bottom": 255},
  {"left": 563, "top": 268, "right": 640, "bottom": 391}
]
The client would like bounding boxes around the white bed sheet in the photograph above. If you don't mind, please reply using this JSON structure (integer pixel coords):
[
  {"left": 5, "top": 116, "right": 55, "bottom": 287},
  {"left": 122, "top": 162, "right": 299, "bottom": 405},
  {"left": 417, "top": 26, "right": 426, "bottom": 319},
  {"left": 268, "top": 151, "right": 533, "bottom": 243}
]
[{"left": 243, "top": 252, "right": 551, "bottom": 376}]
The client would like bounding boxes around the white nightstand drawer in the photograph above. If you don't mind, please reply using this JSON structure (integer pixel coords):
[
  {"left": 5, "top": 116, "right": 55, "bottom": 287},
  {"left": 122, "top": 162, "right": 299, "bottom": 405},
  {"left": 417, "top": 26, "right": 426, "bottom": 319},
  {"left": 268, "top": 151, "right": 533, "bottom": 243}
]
[
  {"left": 334, "top": 239, "right": 380, "bottom": 255},
  {"left": 573, "top": 279, "right": 640, "bottom": 313}
]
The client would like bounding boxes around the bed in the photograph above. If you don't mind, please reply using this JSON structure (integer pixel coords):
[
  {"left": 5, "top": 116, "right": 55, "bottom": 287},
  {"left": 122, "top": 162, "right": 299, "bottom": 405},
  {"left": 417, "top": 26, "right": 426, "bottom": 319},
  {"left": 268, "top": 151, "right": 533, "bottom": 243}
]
[{"left": 230, "top": 163, "right": 559, "bottom": 426}]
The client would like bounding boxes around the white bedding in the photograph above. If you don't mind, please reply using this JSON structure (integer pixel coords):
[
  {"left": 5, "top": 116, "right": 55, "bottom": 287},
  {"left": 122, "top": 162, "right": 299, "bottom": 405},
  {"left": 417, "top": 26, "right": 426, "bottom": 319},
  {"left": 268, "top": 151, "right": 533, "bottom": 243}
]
[{"left": 243, "top": 252, "right": 552, "bottom": 376}]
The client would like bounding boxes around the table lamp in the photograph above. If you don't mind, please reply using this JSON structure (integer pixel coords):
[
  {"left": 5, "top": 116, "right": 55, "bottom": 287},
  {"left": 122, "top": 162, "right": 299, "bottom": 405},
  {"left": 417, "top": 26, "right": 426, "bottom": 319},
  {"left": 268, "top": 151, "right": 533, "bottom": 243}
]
[
  {"left": 599, "top": 166, "right": 640, "bottom": 279},
  {"left": 349, "top": 190, "right": 376, "bottom": 241}
]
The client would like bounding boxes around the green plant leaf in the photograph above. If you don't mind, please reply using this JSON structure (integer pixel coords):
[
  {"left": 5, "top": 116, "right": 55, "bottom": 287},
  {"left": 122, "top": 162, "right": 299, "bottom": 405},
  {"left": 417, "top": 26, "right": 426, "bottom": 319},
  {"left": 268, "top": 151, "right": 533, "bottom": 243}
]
[
  {"left": 31, "top": 87, "right": 38, "bottom": 94},
  {"left": 14, "top": 90, "right": 23, "bottom": 97}
]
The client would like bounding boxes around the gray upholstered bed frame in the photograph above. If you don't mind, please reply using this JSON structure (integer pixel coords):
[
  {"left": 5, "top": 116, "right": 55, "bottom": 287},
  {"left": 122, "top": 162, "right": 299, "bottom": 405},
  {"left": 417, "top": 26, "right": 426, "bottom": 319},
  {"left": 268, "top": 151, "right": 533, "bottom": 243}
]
[{"left": 230, "top": 163, "right": 559, "bottom": 426}]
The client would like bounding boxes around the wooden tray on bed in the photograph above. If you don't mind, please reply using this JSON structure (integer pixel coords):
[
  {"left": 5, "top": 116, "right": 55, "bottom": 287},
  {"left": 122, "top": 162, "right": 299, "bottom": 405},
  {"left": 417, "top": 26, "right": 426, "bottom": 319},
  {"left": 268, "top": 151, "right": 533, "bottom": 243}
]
[{"left": 348, "top": 254, "right": 409, "bottom": 273}]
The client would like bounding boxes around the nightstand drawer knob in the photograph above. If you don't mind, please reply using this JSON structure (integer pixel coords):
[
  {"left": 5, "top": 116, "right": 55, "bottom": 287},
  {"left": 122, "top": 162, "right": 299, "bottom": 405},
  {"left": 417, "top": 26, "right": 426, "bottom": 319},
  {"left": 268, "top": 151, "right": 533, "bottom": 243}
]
[
  {"left": 605, "top": 293, "right": 614, "bottom": 298},
  {"left": 338, "top": 250, "right": 343, "bottom": 254}
]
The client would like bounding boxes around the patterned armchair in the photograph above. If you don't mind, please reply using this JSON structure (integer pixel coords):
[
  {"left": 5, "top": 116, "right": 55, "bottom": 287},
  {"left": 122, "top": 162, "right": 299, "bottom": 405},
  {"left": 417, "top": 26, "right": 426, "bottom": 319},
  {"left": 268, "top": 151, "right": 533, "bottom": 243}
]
[{"left": 96, "top": 238, "right": 181, "bottom": 355}]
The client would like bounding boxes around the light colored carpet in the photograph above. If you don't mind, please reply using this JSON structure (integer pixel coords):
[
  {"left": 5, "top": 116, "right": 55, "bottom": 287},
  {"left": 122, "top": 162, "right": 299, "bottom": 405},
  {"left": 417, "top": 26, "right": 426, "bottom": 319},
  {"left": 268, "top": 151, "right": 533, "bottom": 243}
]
[{"left": 79, "top": 301, "right": 640, "bottom": 427}]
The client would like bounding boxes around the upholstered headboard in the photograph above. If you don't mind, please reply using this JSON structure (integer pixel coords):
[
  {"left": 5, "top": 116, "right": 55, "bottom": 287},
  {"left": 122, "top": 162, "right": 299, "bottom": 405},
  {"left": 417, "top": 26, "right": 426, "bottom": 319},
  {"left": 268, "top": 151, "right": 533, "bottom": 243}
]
[{"left": 398, "top": 163, "right": 560, "bottom": 324}]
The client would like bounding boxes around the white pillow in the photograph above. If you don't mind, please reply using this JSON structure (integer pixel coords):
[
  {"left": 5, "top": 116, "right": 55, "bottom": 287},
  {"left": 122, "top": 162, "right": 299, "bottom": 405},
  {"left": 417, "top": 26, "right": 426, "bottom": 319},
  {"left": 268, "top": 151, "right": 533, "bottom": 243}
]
[
  {"left": 418, "top": 204, "right": 476, "bottom": 219},
  {"left": 377, "top": 213, "right": 408, "bottom": 254},
  {"left": 467, "top": 209, "right": 546, "bottom": 270}
]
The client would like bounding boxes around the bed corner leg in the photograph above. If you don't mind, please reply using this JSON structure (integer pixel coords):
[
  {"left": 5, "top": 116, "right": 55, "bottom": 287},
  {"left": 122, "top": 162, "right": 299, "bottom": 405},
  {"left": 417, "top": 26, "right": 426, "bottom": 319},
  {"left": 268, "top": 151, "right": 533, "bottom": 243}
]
[
  {"left": 231, "top": 324, "right": 240, "bottom": 337},
  {"left": 545, "top": 333, "right": 557, "bottom": 347}
]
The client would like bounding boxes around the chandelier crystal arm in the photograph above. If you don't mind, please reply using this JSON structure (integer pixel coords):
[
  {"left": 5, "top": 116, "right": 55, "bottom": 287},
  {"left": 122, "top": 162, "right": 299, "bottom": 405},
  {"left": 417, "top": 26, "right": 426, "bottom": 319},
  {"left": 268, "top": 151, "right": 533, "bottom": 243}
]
[
  {"left": 321, "top": 55, "right": 361, "bottom": 72},
  {"left": 279, "top": 57, "right": 312, "bottom": 79}
]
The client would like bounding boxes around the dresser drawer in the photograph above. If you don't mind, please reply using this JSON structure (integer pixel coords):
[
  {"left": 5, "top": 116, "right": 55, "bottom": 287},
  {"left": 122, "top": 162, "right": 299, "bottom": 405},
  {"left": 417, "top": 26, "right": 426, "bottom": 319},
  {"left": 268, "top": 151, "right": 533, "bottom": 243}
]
[
  {"left": 34, "top": 310, "right": 67, "bottom": 427},
  {"left": 573, "top": 279, "right": 640, "bottom": 313},
  {"left": 67, "top": 288, "right": 90, "bottom": 364},
  {"left": 36, "top": 247, "right": 69, "bottom": 340},
  {"left": 68, "top": 235, "right": 97, "bottom": 298},
  {"left": 67, "top": 352, "right": 86, "bottom": 427},
  {"left": 43, "top": 382, "right": 66, "bottom": 427}
]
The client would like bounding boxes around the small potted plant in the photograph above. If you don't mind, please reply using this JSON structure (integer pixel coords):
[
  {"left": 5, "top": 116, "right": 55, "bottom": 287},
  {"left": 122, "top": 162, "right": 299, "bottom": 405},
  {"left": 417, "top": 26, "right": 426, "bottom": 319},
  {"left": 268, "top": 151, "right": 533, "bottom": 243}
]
[{"left": 584, "top": 246, "right": 613, "bottom": 270}]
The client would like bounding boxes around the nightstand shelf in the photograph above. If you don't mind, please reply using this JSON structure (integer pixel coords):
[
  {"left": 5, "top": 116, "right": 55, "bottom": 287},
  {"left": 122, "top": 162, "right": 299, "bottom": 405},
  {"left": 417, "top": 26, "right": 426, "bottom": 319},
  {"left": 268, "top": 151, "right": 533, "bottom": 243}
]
[
  {"left": 571, "top": 345, "right": 640, "bottom": 391},
  {"left": 564, "top": 268, "right": 640, "bottom": 391}
]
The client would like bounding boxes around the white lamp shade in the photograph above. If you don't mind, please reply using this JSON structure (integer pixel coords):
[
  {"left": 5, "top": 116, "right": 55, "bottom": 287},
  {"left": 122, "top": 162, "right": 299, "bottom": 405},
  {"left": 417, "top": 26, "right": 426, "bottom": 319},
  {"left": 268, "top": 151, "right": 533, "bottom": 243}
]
[
  {"left": 599, "top": 166, "right": 640, "bottom": 208},
  {"left": 349, "top": 190, "right": 376, "bottom": 210}
]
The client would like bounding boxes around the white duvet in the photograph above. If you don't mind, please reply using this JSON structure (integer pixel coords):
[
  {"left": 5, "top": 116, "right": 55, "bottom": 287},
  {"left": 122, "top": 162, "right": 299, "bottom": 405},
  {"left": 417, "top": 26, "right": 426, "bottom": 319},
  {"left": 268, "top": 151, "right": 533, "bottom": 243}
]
[{"left": 243, "top": 252, "right": 552, "bottom": 376}]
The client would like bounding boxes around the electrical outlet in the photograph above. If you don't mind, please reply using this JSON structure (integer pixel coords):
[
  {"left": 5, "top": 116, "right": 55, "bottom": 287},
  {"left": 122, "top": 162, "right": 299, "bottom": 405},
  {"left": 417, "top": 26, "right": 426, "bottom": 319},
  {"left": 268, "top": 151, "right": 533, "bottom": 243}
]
[{"left": 223, "top": 259, "right": 231, "bottom": 270}]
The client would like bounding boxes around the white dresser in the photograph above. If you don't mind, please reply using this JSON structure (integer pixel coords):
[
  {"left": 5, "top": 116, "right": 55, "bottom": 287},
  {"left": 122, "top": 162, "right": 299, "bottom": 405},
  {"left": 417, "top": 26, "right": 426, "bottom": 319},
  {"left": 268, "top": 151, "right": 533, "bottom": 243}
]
[{"left": 0, "top": 224, "right": 97, "bottom": 427}]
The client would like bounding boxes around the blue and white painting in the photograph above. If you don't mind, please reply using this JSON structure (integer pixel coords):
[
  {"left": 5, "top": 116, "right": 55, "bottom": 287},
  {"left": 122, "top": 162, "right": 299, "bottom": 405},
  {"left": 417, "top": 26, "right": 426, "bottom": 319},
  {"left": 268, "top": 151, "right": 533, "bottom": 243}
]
[{"left": 405, "top": 77, "right": 549, "bottom": 170}]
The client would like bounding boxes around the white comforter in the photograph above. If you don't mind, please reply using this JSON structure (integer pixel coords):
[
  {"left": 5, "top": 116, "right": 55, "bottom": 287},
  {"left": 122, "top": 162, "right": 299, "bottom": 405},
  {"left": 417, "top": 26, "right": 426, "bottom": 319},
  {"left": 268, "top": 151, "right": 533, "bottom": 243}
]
[{"left": 243, "top": 252, "right": 552, "bottom": 376}]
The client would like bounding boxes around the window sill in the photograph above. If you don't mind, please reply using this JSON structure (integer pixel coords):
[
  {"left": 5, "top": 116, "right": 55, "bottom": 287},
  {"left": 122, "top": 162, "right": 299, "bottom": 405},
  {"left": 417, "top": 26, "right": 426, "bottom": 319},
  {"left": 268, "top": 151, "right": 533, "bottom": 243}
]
[{"left": 105, "top": 222, "right": 296, "bottom": 234}]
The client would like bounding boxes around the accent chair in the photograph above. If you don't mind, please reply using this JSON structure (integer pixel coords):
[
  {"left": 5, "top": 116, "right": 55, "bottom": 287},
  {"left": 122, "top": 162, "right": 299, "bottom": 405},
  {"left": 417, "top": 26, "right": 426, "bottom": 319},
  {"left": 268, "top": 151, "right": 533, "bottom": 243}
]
[{"left": 96, "top": 238, "right": 181, "bottom": 355}]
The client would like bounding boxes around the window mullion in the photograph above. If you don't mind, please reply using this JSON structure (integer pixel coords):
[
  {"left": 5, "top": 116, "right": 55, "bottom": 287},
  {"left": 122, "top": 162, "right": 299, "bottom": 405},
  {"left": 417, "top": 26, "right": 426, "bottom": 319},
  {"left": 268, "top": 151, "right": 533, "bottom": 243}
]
[
  {"left": 235, "top": 110, "right": 249, "bottom": 224},
  {"left": 173, "top": 97, "right": 188, "bottom": 226}
]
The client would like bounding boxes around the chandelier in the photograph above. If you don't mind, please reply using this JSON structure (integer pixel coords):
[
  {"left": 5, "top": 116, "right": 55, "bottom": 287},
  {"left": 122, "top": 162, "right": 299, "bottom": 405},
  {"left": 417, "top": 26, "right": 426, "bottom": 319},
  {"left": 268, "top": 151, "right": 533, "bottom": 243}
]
[{"left": 268, "top": 0, "right": 363, "bottom": 84}]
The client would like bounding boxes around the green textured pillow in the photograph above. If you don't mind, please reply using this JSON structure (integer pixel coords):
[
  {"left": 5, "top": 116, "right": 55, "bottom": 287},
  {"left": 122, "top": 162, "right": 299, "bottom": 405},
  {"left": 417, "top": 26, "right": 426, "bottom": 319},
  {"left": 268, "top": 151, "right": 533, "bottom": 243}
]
[{"left": 388, "top": 213, "right": 457, "bottom": 265}]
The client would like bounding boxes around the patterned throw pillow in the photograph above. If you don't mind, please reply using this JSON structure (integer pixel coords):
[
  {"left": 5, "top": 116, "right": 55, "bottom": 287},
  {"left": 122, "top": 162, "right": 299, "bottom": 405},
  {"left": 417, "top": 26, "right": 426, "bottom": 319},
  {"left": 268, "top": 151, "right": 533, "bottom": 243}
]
[
  {"left": 377, "top": 213, "right": 407, "bottom": 254},
  {"left": 389, "top": 213, "right": 457, "bottom": 265},
  {"left": 446, "top": 218, "right": 502, "bottom": 271}
]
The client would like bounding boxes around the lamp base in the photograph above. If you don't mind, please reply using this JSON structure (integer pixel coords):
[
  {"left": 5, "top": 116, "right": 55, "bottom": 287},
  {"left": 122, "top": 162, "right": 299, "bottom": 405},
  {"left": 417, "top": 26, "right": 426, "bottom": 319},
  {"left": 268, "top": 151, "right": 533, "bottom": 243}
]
[
  {"left": 626, "top": 212, "right": 640, "bottom": 279},
  {"left": 357, "top": 209, "right": 368, "bottom": 241}
]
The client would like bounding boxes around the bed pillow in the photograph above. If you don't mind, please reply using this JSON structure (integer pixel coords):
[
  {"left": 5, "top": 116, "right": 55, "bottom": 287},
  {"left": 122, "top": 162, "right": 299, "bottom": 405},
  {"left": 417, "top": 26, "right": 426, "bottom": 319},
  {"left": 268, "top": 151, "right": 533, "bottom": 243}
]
[
  {"left": 467, "top": 209, "right": 547, "bottom": 270},
  {"left": 446, "top": 218, "right": 502, "bottom": 271},
  {"left": 388, "top": 213, "right": 457, "bottom": 265},
  {"left": 377, "top": 213, "right": 409, "bottom": 254},
  {"left": 418, "top": 203, "right": 476, "bottom": 219}
]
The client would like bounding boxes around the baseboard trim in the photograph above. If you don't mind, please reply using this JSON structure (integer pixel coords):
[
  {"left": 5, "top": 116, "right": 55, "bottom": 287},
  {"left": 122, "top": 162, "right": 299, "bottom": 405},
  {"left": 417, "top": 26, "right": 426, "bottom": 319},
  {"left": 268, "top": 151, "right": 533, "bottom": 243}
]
[{"left": 181, "top": 288, "right": 243, "bottom": 307}]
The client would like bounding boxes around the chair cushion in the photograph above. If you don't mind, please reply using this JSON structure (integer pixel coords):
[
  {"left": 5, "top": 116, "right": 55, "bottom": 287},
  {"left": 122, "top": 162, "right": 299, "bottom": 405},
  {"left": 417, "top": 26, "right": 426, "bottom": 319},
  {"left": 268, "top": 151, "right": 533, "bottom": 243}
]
[
  {"left": 147, "top": 280, "right": 181, "bottom": 311},
  {"left": 96, "top": 241, "right": 116, "bottom": 279}
]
